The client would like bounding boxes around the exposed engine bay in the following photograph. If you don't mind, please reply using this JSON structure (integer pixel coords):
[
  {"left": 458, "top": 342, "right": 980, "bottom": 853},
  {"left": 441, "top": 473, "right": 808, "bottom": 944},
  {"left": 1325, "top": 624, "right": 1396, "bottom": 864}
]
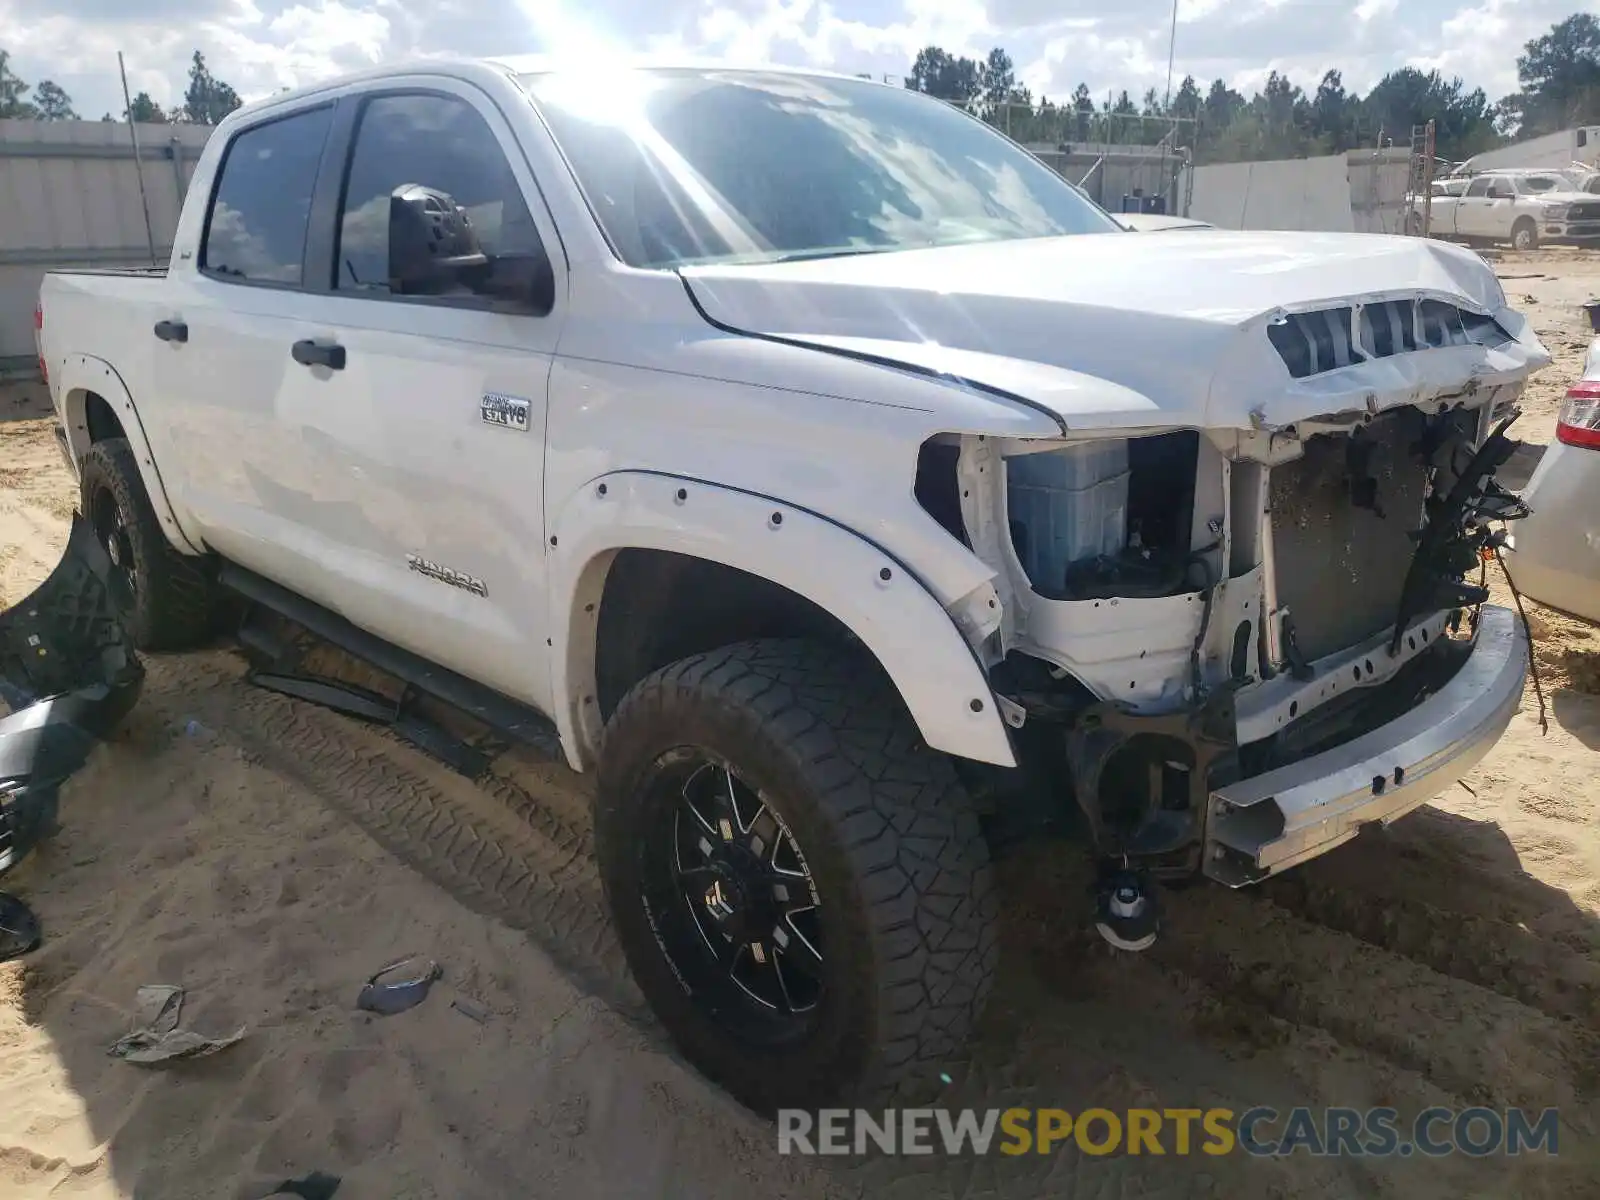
[{"left": 917, "top": 380, "right": 1530, "bottom": 892}]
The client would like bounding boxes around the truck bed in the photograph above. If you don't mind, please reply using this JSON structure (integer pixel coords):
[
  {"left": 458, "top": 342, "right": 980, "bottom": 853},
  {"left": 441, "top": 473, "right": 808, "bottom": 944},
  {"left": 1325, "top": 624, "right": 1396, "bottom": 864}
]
[{"left": 36, "top": 268, "right": 176, "bottom": 435}]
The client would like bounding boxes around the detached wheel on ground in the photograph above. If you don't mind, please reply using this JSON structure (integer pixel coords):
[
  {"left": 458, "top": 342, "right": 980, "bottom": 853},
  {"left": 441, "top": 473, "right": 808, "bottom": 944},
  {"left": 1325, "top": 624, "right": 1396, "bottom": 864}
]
[
  {"left": 595, "top": 639, "right": 999, "bottom": 1114},
  {"left": 78, "top": 438, "right": 215, "bottom": 651},
  {"left": 1511, "top": 218, "right": 1539, "bottom": 252}
]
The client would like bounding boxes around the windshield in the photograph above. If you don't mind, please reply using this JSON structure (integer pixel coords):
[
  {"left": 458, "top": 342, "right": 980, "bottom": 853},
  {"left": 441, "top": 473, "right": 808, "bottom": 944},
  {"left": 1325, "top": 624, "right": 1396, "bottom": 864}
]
[{"left": 522, "top": 69, "right": 1123, "bottom": 268}]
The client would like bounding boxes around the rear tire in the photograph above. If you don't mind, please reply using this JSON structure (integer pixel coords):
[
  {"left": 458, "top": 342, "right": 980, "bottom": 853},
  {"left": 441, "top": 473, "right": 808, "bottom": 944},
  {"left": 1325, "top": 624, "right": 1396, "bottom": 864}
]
[
  {"left": 594, "top": 639, "right": 998, "bottom": 1113},
  {"left": 1511, "top": 218, "right": 1538, "bottom": 251},
  {"left": 78, "top": 438, "right": 214, "bottom": 651}
]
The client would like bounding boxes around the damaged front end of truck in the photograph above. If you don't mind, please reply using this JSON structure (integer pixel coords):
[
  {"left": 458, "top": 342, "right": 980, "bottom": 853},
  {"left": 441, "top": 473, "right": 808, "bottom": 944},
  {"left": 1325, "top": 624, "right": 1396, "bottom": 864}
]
[
  {"left": 0, "top": 514, "right": 144, "bottom": 876},
  {"left": 927, "top": 290, "right": 1545, "bottom": 946}
]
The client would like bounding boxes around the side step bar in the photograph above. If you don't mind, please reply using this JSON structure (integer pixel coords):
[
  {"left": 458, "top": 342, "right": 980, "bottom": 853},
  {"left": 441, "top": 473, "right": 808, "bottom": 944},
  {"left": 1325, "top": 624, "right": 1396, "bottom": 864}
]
[{"left": 216, "top": 562, "right": 563, "bottom": 761}]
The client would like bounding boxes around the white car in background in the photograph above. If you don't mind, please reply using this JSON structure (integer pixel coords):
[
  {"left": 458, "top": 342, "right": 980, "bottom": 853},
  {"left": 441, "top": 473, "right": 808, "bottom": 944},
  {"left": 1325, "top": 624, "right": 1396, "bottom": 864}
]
[
  {"left": 1508, "top": 339, "right": 1600, "bottom": 623},
  {"left": 1425, "top": 169, "right": 1600, "bottom": 249}
]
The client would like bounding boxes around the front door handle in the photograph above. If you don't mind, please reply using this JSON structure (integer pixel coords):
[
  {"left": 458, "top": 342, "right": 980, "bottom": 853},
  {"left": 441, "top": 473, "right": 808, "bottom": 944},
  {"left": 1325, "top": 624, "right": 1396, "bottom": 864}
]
[
  {"left": 291, "top": 338, "right": 346, "bottom": 370},
  {"left": 153, "top": 319, "right": 188, "bottom": 343}
]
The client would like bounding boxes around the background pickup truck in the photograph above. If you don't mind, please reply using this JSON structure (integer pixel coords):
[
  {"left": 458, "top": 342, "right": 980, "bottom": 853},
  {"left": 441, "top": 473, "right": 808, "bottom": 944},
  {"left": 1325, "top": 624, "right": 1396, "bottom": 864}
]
[
  {"left": 36, "top": 57, "right": 1547, "bottom": 1115},
  {"left": 1426, "top": 169, "right": 1600, "bottom": 249}
]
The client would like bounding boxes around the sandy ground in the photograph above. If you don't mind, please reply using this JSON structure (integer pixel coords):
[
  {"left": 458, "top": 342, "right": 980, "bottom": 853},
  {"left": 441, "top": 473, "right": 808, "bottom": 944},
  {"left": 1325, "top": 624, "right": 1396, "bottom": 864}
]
[{"left": 0, "top": 249, "right": 1597, "bottom": 1198}]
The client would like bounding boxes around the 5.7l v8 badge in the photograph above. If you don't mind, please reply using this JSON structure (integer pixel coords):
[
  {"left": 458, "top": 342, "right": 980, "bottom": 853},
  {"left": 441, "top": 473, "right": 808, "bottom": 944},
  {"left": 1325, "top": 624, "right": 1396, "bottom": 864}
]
[{"left": 481, "top": 392, "right": 531, "bottom": 432}]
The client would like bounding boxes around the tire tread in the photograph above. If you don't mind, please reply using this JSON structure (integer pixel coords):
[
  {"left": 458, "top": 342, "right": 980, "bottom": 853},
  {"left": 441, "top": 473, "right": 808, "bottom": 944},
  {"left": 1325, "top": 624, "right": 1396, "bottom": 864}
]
[
  {"left": 79, "top": 438, "right": 214, "bottom": 650},
  {"left": 597, "top": 638, "right": 998, "bottom": 1108}
]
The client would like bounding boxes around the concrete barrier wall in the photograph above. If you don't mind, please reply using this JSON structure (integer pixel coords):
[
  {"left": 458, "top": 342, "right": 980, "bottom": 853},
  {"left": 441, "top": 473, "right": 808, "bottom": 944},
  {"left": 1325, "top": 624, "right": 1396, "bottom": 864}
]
[
  {"left": 1028, "top": 146, "right": 1188, "bottom": 216},
  {"left": 1189, "top": 148, "right": 1412, "bottom": 235},
  {"left": 0, "top": 119, "right": 216, "bottom": 369}
]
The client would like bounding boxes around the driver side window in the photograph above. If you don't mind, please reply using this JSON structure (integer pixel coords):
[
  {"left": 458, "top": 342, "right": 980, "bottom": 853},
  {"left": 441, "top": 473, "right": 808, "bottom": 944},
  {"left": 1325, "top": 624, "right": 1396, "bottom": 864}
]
[
  {"left": 1465, "top": 178, "right": 1490, "bottom": 198},
  {"left": 334, "top": 92, "right": 549, "bottom": 310}
]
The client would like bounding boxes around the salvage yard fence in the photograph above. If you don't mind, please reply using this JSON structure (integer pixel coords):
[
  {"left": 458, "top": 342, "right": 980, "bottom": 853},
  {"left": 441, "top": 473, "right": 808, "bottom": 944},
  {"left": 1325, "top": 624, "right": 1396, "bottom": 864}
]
[
  {"left": 0, "top": 118, "right": 215, "bottom": 375},
  {"left": 1186, "top": 148, "right": 1415, "bottom": 235}
]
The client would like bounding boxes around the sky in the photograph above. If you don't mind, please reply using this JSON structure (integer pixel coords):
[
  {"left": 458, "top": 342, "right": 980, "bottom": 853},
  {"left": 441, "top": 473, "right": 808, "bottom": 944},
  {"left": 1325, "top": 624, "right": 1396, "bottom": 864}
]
[{"left": 0, "top": 0, "right": 1595, "bottom": 121}]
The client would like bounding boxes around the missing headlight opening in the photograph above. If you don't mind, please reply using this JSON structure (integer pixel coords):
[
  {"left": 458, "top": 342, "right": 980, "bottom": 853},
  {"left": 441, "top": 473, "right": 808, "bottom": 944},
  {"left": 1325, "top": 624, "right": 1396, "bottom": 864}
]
[
  {"left": 921, "top": 391, "right": 1528, "bottom": 887},
  {"left": 1006, "top": 431, "right": 1202, "bottom": 601}
]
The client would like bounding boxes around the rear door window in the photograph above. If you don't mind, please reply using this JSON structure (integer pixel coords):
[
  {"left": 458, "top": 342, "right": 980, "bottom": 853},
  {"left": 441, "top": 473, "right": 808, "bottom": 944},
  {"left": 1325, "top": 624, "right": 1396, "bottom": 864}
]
[{"left": 202, "top": 106, "right": 333, "bottom": 285}]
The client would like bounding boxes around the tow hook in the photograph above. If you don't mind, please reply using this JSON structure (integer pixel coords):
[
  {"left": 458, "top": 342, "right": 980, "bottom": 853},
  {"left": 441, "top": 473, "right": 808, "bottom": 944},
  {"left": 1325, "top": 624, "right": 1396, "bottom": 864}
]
[{"left": 1094, "top": 864, "right": 1159, "bottom": 952}]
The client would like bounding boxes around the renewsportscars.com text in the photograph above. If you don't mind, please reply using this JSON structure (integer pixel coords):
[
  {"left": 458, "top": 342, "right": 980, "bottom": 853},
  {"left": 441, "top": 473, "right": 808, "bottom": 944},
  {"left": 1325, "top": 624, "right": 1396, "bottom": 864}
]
[{"left": 777, "top": 1106, "right": 1561, "bottom": 1158}]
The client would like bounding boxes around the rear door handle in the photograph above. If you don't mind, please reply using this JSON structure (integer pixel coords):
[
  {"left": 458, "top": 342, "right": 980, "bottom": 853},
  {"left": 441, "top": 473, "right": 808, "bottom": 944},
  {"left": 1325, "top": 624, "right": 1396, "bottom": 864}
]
[
  {"left": 153, "top": 319, "right": 188, "bottom": 343},
  {"left": 291, "top": 339, "right": 346, "bottom": 370}
]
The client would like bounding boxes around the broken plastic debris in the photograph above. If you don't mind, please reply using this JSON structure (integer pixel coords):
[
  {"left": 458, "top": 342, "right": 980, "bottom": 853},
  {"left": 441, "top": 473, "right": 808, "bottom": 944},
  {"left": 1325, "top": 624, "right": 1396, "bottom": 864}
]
[
  {"left": 0, "top": 893, "right": 42, "bottom": 963},
  {"left": 109, "top": 985, "right": 246, "bottom": 1064},
  {"left": 450, "top": 997, "right": 489, "bottom": 1024},
  {"left": 356, "top": 955, "right": 442, "bottom": 1016},
  {"left": 267, "top": 1171, "right": 341, "bottom": 1199}
]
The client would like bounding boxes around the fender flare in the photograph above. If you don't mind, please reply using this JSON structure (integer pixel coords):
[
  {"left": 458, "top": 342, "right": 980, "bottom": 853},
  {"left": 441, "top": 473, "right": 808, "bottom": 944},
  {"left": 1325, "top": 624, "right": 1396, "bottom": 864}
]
[
  {"left": 548, "top": 471, "right": 1017, "bottom": 772},
  {"left": 54, "top": 354, "right": 204, "bottom": 554}
]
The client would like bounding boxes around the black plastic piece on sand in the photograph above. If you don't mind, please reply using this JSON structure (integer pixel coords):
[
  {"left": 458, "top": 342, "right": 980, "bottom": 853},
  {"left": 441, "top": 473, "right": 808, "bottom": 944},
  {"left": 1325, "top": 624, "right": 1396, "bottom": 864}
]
[
  {"left": 0, "top": 893, "right": 42, "bottom": 962},
  {"left": 356, "top": 956, "right": 442, "bottom": 1016},
  {"left": 269, "top": 1171, "right": 341, "bottom": 1199},
  {"left": 0, "top": 513, "right": 145, "bottom": 878}
]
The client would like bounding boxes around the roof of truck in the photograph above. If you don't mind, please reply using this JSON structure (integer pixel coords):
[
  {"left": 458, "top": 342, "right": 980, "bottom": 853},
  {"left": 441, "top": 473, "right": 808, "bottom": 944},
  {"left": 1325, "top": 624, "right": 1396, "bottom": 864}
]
[
  {"left": 487, "top": 54, "right": 868, "bottom": 81},
  {"left": 230, "top": 56, "right": 881, "bottom": 123}
]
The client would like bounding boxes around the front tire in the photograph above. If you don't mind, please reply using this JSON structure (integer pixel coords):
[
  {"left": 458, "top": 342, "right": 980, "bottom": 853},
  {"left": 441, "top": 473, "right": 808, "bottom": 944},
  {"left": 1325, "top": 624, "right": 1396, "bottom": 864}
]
[
  {"left": 1511, "top": 218, "right": 1538, "bottom": 251},
  {"left": 594, "top": 639, "right": 998, "bottom": 1113},
  {"left": 78, "top": 438, "right": 214, "bottom": 650}
]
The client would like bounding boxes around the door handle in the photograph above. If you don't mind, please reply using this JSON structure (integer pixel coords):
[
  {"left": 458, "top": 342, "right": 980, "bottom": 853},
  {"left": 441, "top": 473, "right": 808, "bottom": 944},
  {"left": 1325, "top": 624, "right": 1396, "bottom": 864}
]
[
  {"left": 291, "top": 339, "right": 346, "bottom": 370},
  {"left": 153, "top": 319, "right": 188, "bottom": 343}
]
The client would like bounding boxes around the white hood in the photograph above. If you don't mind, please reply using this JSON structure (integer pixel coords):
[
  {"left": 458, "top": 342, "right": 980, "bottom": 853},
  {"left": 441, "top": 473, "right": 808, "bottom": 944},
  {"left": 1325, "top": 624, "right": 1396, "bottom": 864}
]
[
  {"left": 681, "top": 230, "right": 1550, "bottom": 431},
  {"left": 1522, "top": 188, "right": 1596, "bottom": 205}
]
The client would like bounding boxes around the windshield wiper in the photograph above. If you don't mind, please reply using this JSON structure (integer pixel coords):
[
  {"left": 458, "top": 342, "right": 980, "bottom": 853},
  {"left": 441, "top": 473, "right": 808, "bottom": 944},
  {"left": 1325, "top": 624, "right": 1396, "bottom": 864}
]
[{"left": 766, "top": 246, "right": 897, "bottom": 265}]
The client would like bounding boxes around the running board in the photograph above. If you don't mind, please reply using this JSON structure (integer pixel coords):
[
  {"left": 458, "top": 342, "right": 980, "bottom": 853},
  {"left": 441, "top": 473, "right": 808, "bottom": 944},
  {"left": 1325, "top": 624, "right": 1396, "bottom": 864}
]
[
  {"left": 216, "top": 562, "right": 563, "bottom": 761},
  {"left": 246, "top": 670, "right": 497, "bottom": 780}
]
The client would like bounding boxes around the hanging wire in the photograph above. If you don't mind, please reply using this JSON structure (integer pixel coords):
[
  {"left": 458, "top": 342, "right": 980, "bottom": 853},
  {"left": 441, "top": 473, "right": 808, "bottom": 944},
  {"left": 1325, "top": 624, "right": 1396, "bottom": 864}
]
[{"left": 1493, "top": 544, "right": 1548, "bottom": 736}]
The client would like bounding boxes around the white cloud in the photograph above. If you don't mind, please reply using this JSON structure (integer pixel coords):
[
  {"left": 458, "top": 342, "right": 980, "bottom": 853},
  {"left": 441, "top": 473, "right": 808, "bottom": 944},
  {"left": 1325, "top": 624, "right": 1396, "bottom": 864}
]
[{"left": 0, "top": 0, "right": 1589, "bottom": 121}]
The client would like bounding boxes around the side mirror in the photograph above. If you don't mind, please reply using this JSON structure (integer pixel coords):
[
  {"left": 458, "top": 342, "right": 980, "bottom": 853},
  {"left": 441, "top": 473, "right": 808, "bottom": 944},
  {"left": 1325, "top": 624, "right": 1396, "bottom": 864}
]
[
  {"left": 473, "top": 251, "right": 556, "bottom": 316},
  {"left": 387, "top": 183, "right": 487, "bottom": 295}
]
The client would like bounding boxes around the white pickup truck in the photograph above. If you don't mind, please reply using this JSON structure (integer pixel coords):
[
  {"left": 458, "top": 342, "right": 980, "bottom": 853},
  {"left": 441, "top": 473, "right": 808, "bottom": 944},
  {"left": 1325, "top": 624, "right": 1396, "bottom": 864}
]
[
  {"left": 1424, "top": 169, "right": 1600, "bottom": 248},
  {"left": 37, "top": 59, "right": 1545, "bottom": 1114}
]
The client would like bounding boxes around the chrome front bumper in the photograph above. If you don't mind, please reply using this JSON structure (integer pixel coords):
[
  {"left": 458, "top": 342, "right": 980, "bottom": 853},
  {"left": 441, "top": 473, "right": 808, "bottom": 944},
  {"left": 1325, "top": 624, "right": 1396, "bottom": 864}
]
[{"left": 1203, "top": 606, "right": 1527, "bottom": 886}]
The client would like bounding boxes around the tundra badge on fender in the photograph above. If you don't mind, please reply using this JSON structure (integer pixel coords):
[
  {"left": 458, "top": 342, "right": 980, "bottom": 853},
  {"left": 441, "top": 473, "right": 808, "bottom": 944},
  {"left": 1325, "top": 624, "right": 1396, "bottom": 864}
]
[
  {"left": 481, "top": 392, "right": 530, "bottom": 432},
  {"left": 406, "top": 554, "right": 488, "bottom": 598}
]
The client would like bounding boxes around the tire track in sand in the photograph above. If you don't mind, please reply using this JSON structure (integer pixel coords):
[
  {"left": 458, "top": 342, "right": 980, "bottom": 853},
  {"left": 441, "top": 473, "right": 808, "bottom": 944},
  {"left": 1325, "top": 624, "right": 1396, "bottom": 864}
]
[
  {"left": 138, "top": 651, "right": 642, "bottom": 1019},
  {"left": 1155, "top": 885, "right": 1600, "bottom": 1118}
]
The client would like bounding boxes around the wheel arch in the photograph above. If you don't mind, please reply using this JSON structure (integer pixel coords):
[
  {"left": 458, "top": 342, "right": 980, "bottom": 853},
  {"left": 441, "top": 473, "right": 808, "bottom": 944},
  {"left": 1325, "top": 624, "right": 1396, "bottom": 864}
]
[
  {"left": 547, "top": 472, "right": 1017, "bottom": 773},
  {"left": 55, "top": 354, "right": 204, "bottom": 554}
]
